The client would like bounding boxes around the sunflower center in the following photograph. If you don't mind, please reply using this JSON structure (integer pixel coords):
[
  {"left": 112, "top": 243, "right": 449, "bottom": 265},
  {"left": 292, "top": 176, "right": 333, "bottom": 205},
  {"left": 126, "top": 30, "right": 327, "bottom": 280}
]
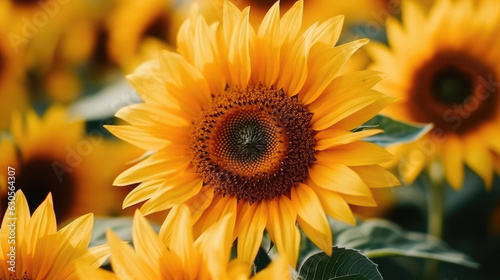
[
  {"left": 92, "top": 25, "right": 114, "bottom": 68},
  {"left": 191, "top": 84, "right": 315, "bottom": 203},
  {"left": 2, "top": 272, "right": 30, "bottom": 279},
  {"left": 13, "top": 0, "right": 40, "bottom": 4},
  {"left": 141, "top": 13, "right": 171, "bottom": 42},
  {"left": 236, "top": 0, "right": 295, "bottom": 10},
  {"left": 432, "top": 66, "right": 473, "bottom": 105},
  {"left": 0, "top": 47, "right": 4, "bottom": 81},
  {"left": 410, "top": 52, "right": 498, "bottom": 134},
  {"left": 12, "top": 157, "right": 75, "bottom": 221}
]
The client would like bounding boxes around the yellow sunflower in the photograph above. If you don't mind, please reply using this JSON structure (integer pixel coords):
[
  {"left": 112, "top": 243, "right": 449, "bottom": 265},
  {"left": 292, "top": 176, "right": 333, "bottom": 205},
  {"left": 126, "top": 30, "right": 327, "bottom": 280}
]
[
  {"left": 0, "top": 191, "right": 108, "bottom": 280},
  {"left": 77, "top": 206, "right": 289, "bottom": 280},
  {"left": 369, "top": 0, "right": 500, "bottom": 189},
  {"left": 0, "top": 106, "right": 143, "bottom": 223},
  {"left": 108, "top": 0, "right": 399, "bottom": 267}
]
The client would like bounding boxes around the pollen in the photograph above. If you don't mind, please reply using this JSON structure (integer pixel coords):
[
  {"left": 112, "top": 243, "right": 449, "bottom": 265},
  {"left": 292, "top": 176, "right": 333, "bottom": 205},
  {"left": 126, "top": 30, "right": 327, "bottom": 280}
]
[{"left": 191, "top": 84, "right": 316, "bottom": 203}]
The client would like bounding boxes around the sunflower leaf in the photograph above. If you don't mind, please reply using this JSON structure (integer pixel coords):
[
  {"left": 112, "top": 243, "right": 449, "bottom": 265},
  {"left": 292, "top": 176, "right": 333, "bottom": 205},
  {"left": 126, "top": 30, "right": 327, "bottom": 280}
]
[
  {"left": 299, "top": 247, "right": 382, "bottom": 280},
  {"left": 356, "top": 115, "right": 432, "bottom": 147},
  {"left": 332, "top": 219, "right": 479, "bottom": 268}
]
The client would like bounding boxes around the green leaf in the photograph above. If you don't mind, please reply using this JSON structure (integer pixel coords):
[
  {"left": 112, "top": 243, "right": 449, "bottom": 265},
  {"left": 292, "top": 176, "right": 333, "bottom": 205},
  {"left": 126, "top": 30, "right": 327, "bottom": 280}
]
[
  {"left": 299, "top": 247, "right": 382, "bottom": 280},
  {"left": 332, "top": 219, "right": 479, "bottom": 268},
  {"left": 355, "top": 115, "right": 432, "bottom": 147}
]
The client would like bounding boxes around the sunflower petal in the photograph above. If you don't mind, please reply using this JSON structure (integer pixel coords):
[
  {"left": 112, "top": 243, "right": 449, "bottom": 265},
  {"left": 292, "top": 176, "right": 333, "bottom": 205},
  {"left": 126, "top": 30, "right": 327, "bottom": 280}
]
[
  {"left": 292, "top": 184, "right": 332, "bottom": 255},
  {"left": 140, "top": 174, "right": 203, "bottom": 215},
  {"left": 464, "top": 139, "right": 493, "bottom": 189},
  {"left": 309, "top": 163, "right": 371, "bottom": 196},
  {"left": 236, "top": 202, "right": 267, "bottom": 266},
  {"left": 441, "top": 136, "right": 464, "bottom": 190},
  {"left": 308, "top": 181, "right": 356, "bottom": 225},
  {"left": 350, "top": 165, "right": 400, "bottom": 188},
  {"left": 315, "top": 128, "right": 383, "bottom": 150},
  {"left": 252, "top": 257, "right": 290, "bottom": 280},
  {"left": 107, "top": 230, "right": 157, "bottom": 279},
  {"left": 315, "top": 141, "right": 393, "bottom": 166},
  {"left": 300, "top": 39, "right": 369, "bottom": 105},
  {"left": 266, "top": 197, "right": 300, "bottom": 267},
  {"left": 132, "top": 211, "right": 167, "bottom": 271}
]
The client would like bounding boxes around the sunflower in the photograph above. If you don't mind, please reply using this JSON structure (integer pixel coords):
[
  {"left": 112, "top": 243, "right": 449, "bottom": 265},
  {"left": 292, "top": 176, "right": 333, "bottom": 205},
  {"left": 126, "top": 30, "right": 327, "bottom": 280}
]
[
  {"left": 77, "top": 206, "right": 289, "bottom": 280},
  {"left": 0, "top": 191, "right": 109, "bottom": 280},
  {"left": 108, "top": 0, "right": 399, "bottom": 267},
  {"left": 0, "top": 106, "right": 142, "bottom": 223},
  {"left": 369, "top": 0, "right": 500, "bottom": 189}
]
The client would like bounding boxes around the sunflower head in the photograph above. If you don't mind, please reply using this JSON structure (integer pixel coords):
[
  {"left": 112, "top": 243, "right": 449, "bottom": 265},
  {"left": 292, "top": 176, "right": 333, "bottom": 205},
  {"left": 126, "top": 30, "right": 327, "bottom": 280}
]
[
  {"left": 370, "top": 0, "right": 500, "bottom": 189},
  {"left": 109, "top": 0, "right": 398, "bottom": 267},
  {"left": 76, "top": 206, "right": 290, "bottom": 280},
  {"left": 0, "top": 191, "right": 109, "bottom": 280},
  {"left": 1, "top": 106, "right": 141, "bottom": 223}
]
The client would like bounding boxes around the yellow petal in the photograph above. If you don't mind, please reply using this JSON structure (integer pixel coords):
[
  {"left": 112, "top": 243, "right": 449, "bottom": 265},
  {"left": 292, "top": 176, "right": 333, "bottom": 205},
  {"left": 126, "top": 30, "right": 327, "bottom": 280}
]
[
  {"left": 193, "top": 195, "right": 238, "bottom": 239},
  {"left": 196, "top": 213, "right": 236, "bottom": 280},
  {"left": 167, "top": 205, "right": 197, "bottom": 279},
  {"left": 339, "top": 193, "right": 377, "bottom": 207},
  {"left": 300, "top": 39, "right": 369, "bottom": 105},
  {"left": 311, "top": 15, "right": 344, "bottom": 48},
  {"left": 236, "top": 202, "right": 267, "bottom": 266},
  {"left": 76, "top": 264, "right": 118, "bottom": 280},
  {"left": 309, "top": 163, "right": 371, "bottom": 196},
  {"left": 441, "top": 136, "right": 464, "bottom": 190},
  {"left": 107, "top": 230, "right": 157, "bottom": 279},
  {"left": 140, "top": 174, "right": 203, "bottom": 215},
  {"left": 1, "top": 191, "right": 29, "bottom": 265},
  {"left": 123, "top": 180, "right": 164, "bottom": 209},
  {"left": 266, "top": 197, "right": 300, "bottom": 268},
  {"left": 179, "top": 185, "right": 215, "bottom": 224},
  {"left": 350, "top": 165, "right": 400, "bottom": 188},
  {"left": 158, "top": 51, "right": 212, "bottom": 111},
  {"left": 105, "top": 125, "right": 167, "bottom": 151},
  {"left": 308, "top": 181, "right": 356, "bottom": 225},
  {"left": 252, "top": 1, "right": 281, "bottom": 87},
  {"left": 279, "top": 0, "right": 303, "bottom": 45},
  {"left": 464, "top": 139, "right": 493, "bottom": 189},
  {"left": 315, "top": 141, "right": 393, "bottom": 166},
  {"left": 113, "top": 150, "right": 190, "bottom": 186},
  {"left": 115, "top": 103, "right": 190, "bottom": 128},
  {"left": 315, "top": 129, "right": 383, "bottom": 150},
  {"left": 226, "top": 7, "right": 252, "bottom": 87},
  {"left": 292, "top": 184, "right": 332, "bottom": 255},
  {"left": 278, "top": 25, "right": 314, "bottom": 96},
  {"left": 27, "top": 194, "right": 57, "bottom": 279},
  {"left": 132, "top": 210, "right": 167, "bottom": 275},
  {"left": 52, "top": 213, "right": 94, "bottom": 266},
  {"left": 252, "top": 256, "right": 290, "bottom": 280}
]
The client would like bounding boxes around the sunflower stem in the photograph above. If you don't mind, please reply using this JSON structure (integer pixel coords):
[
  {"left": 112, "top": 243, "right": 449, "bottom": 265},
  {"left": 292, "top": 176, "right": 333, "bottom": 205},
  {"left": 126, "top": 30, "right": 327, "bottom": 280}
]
[
  {"left": 424, "top": 160, "right": 445, "bottom": 279},
  {"left": 426, "top": 160, "right": 445, "bottom": 238}
]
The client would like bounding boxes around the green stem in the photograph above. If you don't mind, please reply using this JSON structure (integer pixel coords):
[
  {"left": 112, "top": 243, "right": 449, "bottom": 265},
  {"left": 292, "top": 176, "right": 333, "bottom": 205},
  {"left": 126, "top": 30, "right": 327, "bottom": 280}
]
[
  {"left": 424, "top": 161, "right": 445, "bottom": 279},
  {"left": 426, "top": 161, "right": 445, "bottom": 239}
]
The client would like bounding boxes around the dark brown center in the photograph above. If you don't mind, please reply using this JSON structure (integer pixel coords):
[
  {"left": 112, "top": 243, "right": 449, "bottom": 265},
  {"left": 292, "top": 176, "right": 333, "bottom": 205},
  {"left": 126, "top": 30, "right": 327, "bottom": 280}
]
[
  {"left": 91, "top": 24, "right": 114, "bottom": 68},
  {"left": 235, "top": 0, "right": 296, "bottom": 11},
  {"left": 191, "top": 84, "right": 315, "bottom": 203},
  {"left": 0, "top": 46, "right": 4, "bottom": 82},
  {"left": 409, "top": 52, "right": 498, "bottom": 135},
  {"left": 13, "top": 0, "right": 41, "bottom": 5},
  {"left": 8, "top": 157, "right": 75, "bottom": 221},
  {"left": 141, "top": 13, "right": 171, "bottom": 42}
]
